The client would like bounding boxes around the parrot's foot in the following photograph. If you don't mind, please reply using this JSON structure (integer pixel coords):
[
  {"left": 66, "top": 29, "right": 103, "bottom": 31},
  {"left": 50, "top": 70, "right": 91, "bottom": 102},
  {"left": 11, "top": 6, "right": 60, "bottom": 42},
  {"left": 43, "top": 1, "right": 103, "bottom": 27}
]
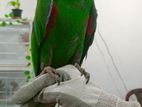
[
  {"left": 74, "top": 63, "right": 90, "bottom": 84},
  {"left": 40, "top": 66, "right": 61, "bottom": 85},
  {"left": 40, "top": 63, "right": 45, "bottom": 71}
]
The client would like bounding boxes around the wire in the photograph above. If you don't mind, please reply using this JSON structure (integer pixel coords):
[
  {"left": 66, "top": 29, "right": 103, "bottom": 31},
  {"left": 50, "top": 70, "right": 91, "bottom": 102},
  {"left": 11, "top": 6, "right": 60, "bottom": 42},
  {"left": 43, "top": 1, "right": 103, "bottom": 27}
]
[
  {"left": 97, "top": 28, "right": 129, "bottom": 93},
  {"left": 95, "top": 38, "right": 124, "bottom": 97}
]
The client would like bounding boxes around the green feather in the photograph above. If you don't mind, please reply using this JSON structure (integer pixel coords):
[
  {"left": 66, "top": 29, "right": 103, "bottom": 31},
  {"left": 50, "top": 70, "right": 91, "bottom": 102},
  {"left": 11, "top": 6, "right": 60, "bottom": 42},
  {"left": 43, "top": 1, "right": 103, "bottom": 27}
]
[{"left": 31, "top": 0, "right": 53, "bottom": 75}]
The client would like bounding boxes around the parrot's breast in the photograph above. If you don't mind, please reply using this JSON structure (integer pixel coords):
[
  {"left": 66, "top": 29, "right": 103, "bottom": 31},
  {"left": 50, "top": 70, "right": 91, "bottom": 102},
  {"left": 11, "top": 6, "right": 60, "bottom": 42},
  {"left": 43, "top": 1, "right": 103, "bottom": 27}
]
[{"left": 40, "top": 0, "right": 93, "bottom": 68}]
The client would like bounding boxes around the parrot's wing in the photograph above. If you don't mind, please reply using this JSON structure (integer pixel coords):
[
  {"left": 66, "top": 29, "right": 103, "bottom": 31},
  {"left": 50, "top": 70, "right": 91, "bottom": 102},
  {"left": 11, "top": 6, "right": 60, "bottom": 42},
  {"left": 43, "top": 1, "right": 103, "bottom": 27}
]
[
  {"left": 31, "top": 0, "right": 53, "bottom": 76},
  {"left": 80, "top": 3, "right": 98, "bottom": 65}
]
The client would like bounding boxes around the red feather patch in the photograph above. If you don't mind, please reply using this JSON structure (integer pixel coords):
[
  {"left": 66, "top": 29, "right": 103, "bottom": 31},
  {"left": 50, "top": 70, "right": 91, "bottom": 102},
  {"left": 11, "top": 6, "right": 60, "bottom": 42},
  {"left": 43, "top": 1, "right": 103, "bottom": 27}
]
[
  {"left": 86, "top": 15, "right": 94, "bottom": 36},
  {"left": 46, "top": 4, "right": 58, "bottom": 33}
]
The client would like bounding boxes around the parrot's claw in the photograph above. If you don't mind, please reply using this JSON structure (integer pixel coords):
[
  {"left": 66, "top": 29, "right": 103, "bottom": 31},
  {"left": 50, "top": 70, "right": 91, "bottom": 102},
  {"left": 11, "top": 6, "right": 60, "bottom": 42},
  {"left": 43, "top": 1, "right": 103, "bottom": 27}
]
[
  {"left": 40, "top": 63, "right": 45, "bottom": 71},
  {"left": 40, "top": 66, "right": 61, "bottom": 85},
  {"left": 74, "top": 63, "right": 90, "bottom": 84}
]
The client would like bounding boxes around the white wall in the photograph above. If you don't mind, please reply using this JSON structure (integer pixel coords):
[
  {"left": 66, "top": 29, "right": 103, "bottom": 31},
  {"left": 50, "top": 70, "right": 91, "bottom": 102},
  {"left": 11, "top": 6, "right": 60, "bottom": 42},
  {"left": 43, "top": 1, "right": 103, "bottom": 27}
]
[
  {"left": 83, "top": 0, "right": 142, "bottom": 98},
  {"left": 0, "top": 0, "right": 142, "bottom": 99}
]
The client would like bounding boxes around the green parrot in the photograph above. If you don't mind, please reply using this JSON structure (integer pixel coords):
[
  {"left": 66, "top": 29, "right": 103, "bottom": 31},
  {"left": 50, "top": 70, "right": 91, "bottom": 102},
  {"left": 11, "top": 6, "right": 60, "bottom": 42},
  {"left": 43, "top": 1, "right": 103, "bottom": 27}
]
[{"left": 31, "top": 0, "right": 97, "bottom": 77}]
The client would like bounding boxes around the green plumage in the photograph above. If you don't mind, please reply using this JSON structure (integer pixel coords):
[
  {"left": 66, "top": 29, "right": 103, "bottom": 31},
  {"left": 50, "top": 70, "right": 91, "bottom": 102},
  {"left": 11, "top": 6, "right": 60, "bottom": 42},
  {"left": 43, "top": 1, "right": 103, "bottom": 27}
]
[{"left": 31, "top": 0, "right": 97, "bottom": 76}]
